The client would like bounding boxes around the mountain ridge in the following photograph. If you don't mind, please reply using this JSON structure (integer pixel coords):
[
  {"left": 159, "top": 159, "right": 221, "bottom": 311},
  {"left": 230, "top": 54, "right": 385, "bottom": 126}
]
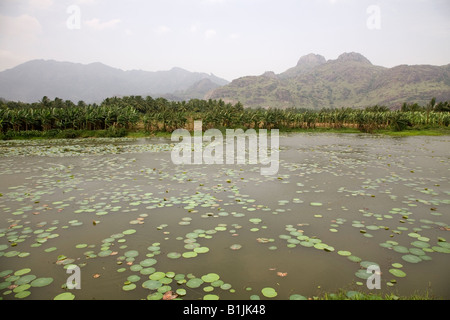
[
  {"left": 206, "top": 52, "right": 450, "bottom": 109},
  {"left": 0, "top": 60, "right": 229, "bottom": 103}
]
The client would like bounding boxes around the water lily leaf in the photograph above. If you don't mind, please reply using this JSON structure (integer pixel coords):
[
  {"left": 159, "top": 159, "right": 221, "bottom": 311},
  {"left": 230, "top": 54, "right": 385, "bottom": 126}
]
[
  {"left": 389, "top": 269, "right": 406, "bottom": 278},
  {"left": 142, "top": 280, "right": 162, "bottom": 290},
  {"left": 149, "top": 272, "right": 166, "bottom": 281},
  {"left": 127, "top": 275, "right": 141, "bottom": 283},
  {"left": 15, "top": 274, "right": 37, "bottom": 285},
  {"left": 290, "top": 294, "right": 307, "bottom": 300},
  {"left": 310, "top": 202, "right": 323, "bottom": 207},
  {"left": 411, "top": 241, "right": 430, "bottom": 249},
  {"left": 393, "top": 246, "right": 409, "bottom": 253},
  {"left": 147, "top": 292, "right": 163, "bottom": 300},
  {"left": 402, "top": 255, "right": 422, "bottom": 263},
  {"left": 220, "top": 283, "right": 232, "bottom": 290},
  {"left": 122, "top": 229, "right": 136, "bottom": 235},
  {"left": 261, "top": 287, "right": 277, "bottom": 298},
  {"left": 0, "top": 268, "right": 12, "bottom": 277},
  {"left": 140, "top": 258, "right": 157, "bottom": 267},
  {"left": 392, "top": 263, "right": 403, "bottom": 268},
  {"left": 14, "top": 268, "right": 31, "bottom": 276},
  {"left": 355, "top": 270, "right": 371, "bottom": 280},
  {"left": 182, "top": 251, "right": 198, "bottom": 258},
  {"left": 409, "top": 248, "right": 426, "bottom": 256},
  {"left": 122, "top": 283, "right": 136, "bottom": 291},
  {"left": 167, "top": 252, "right": 181, "bottom": 259},
  {"left": 124, "top": 250, "right": 139, "bottom": 258},
  {"left": 186, "top": 278, "right": 204, "bottom": 289},
  {"left": 176, "top": 288, "right": 187, "bottom": 296},
  {"left": 194, "top": 247, "right": 210, "bottom": 254},
  {"left": 54, "top": 292, "right": 75, "bottom": 300},
  {"left": 30, "top": 277, "right": 53, "bottom": 287},
  {"left": 347, "top": 255, "right": 362, "bottom": 263},
  {"left": 201, "top": 273, "right": 220, "bottom": 283}
]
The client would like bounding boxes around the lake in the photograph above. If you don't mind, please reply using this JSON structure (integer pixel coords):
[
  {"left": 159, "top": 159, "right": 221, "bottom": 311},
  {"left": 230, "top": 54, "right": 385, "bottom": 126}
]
[{"left": 0, "top": 133, "right": 449, "bottom": 300}]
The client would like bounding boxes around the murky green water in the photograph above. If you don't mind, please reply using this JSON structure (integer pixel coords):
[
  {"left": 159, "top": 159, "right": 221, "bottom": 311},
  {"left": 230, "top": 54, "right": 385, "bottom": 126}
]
[{"left": 0, "top": 133, "right": 449, "bottom": 300}]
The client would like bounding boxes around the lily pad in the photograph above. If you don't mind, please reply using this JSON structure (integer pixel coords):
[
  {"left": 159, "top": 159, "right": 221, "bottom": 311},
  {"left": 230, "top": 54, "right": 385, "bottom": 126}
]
[
  {"left": 310, "top": 202, "right": 323, "bottom": 207},
  {"left": 140, "top": 258, "right": 157, "bottom": 267},
  {"left": 176, "top": 288, "right": 187, "bottom": 296},
  {"left": 392, "top": 263, "right": 403, "bottom": 268},
  {"left": 402, "top": 255, "right": 422, "bottom": 264},
  {"left": 54, "top": 292, "right": 75, "bottom": 300},
  {"left": 124, "top": 250, "right": 139, "bottom": 258},
  {"left": 142, "top": 280, "right": 162, "bottom": 290},
  {"left": 290, "top": 294, "right": 307, "bottom": 300},
  {"left": 14, "top": 268, "right": 32, "bottom": 276},
  {"left": 15, "top": 274, "right": 37, "bottom": 285},
  {"left": 201, "top": 273, "right": 220, "bottom": 283},
  {"left": 149, "top": 272, "right": 166, "bottom": 281},
  {"left": 411, "top": 241, "right": 430, "bottom": 249},
  {"left": 15, "top": 290, "right": 32, "bottom": 299},
  {"left": 182, "top": 251, "right": 198, "bottom": 258},
  {"left": 167, "top": 252, "right": 181, "bottom": 259},
  {"left": 347, "top": 255, "right": 362, "bottom": 263},
  {"left": 393, "top": 246, "right": 409, "bottom": 254},
  {"left": 30, "top": 277, "right": 54, "bottom": 287},
  {"left": 122, "top": 229, "right": 137, "bottom": 235},
  {"left": 261, "top": 287, "right": 278, "bottom": 298},
  {"left": 355, "top": 270, "right": 372, "bottom": 280},
  {"left": 147, "top": 292, "right": 163, "bottom": 300},
  {"left": 186, "top": 278, "right": 204, "bottom": 289},
  {"left": 389, "top": 269, "right": 407, "bottom": 278},
  {"left": 194, "top": 247, "right": 210, "bottom": 254},
  {"left": 122, "top": 283, "right": 136, "bottom": 291}
]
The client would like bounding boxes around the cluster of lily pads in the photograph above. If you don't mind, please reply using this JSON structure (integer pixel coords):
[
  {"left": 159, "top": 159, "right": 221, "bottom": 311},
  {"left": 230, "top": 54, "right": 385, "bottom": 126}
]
[
  {"left": 0, "top": 267, "right": 74, "bottom": 300},
  {"left": 1, "top": 135, "right": 449, "bottom": 300}
]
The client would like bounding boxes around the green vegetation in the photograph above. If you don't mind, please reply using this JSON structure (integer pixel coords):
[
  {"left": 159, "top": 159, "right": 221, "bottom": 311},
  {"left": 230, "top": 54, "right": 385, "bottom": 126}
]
[
  {"left": 1, "top": 96, "right": 449, "bottom": 140},
  {"left": 316, "top": 289, "right": 437, "bottom": 300}
]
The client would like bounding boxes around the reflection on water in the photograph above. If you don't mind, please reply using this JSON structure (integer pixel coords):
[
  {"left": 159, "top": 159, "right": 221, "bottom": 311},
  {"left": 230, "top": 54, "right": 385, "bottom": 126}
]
[{"left": 0, "top": 134, "right": 449, "bottom": 300}]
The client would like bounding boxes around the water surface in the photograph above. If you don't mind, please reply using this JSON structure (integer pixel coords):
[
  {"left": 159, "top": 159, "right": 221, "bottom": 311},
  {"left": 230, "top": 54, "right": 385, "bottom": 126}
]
[{"left": 0, "top": 133, "right": 449, "bottom": 300}]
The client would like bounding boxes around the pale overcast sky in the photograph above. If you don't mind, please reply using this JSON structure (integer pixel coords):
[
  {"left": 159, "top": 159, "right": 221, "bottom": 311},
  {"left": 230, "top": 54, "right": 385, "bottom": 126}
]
[{"left": 0, "top": 0, "right": 449, "bottom": 81}]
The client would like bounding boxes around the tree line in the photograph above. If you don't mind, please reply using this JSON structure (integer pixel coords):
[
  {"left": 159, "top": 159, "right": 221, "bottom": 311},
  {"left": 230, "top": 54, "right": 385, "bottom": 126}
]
[{"left": 0, "top": 96, "right": 449, "bottom": 135}]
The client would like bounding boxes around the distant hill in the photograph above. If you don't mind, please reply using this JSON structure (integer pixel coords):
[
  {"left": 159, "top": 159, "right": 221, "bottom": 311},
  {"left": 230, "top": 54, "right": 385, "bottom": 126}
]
[
  {"left": 0, "top": 60, "right": 229, "bottom": 103},
  {"left": 206, "top": 52, "right": 450, "bottom": 109}
]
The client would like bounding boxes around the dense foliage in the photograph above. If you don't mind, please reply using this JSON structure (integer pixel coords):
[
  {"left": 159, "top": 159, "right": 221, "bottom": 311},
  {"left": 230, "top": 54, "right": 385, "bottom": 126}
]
[{"left": 0, "top": 96, "right": 449, "bottom": 138}]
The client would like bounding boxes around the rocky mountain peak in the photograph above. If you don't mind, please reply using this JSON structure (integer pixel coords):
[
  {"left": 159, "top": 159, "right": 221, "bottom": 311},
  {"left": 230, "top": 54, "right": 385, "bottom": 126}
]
[
  {"left": 336, "top": 52, "right": 372, "bottom": 65},
  {"left": 296, "top": 53, "right": 327, "bottom": 67}
]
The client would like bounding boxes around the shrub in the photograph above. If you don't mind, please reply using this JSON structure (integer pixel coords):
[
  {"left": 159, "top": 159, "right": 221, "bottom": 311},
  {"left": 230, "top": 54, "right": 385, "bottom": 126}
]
[{"left": 58, "top": 129, "right": 80, "bottom": 139}]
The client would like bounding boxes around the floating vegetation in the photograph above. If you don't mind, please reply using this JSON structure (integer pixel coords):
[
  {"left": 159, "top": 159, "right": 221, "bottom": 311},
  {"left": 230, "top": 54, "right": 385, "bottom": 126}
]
[
  {"left": 261, "top": 287, "right": 278, "bottom": 298},
  {"left": 0, "top": 134, "right": 449, "bottom": 300}
]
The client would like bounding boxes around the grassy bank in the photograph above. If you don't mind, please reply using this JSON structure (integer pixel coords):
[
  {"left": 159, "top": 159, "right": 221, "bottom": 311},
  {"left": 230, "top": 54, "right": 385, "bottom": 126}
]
[
  {"left": 1, "top": 126, "right": 449, "bottom": 141},
  {"left": 315, "top": 288, "right": 437, "bottom": 300},
  {"left": 373, "top": 127, "right": 450, "bottom": 136},
  {"left": 0, "top": 127, "right": 129, "bottom": 140}
]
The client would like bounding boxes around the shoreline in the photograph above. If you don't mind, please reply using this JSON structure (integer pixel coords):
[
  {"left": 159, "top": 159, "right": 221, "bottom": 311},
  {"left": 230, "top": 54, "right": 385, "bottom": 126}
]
[{"left": 1, "top": 127, "right": 449, "bottom": 141}]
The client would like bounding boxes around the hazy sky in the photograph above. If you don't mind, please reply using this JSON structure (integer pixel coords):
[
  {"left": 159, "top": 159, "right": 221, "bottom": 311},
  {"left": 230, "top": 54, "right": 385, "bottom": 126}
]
[{"left": 0, "top": 0, "right": 449, "bottom": 81}]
